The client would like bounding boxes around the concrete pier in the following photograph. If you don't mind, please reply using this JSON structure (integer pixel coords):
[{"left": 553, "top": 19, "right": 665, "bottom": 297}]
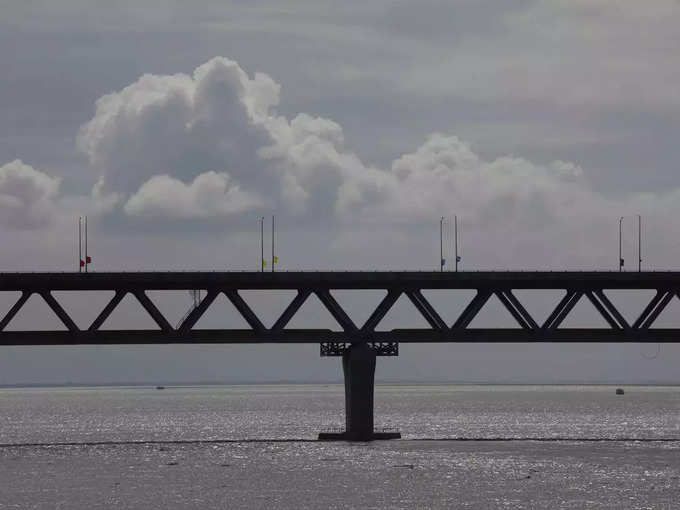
[
  {"left": 319, "top": 344, "right": 401, "bottom": 441},
  {"left": 343, "top": 343, "right": 376, "bottom": 440}
]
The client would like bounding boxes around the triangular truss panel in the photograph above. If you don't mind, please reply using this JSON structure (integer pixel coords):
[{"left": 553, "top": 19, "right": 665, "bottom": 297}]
[
  {"left": 330, "top": 290, "right": 387, "bottom": 329},
  {"left": 512, "top": 289, "right": 566, "bottom": 326},
  {"left": 147, "top": 290, "right": 206, "bottom": 329},
  {"left": 99, "top": 293, "right": 161, "bottom": 330},
  {"left": 421, "top": 289, "right": 476, "bottom": 328},
  {"left": 558, "top": 294, "right": 612, "bottom": 329},
  {"left": 192, "top": 292, "right": 252, "bottom": 330},
  {"left": 238, "top": 290, "right": 298, "bottom": 328},
  {"left": 3, "top": 293, "right": 69, "bottom": 331},
  {"left": 603, "top": 289, "right": 657, "bottom": 325},
  {"left": 52, "top": 291, "right": 116, "bottom": 330},
  {"left": 467, "top": 293, "right": 525, "bottom": 329},
  {"left": 374, "top": 293, "right": 431, "bottom": 331},
  {"left": 285, "top": 292, "right": 343, "bottom": 330}
]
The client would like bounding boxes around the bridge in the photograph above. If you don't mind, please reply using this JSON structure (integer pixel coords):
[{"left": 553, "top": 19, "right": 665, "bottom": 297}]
[{"left": 2, "top": 270, "right": 680, "bottom": 440}]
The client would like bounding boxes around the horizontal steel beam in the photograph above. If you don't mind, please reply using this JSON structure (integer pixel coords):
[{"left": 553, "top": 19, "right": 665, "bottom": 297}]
[
  {"left": 3, "top": 271, "right": 680, "bottom": 291},
  {"left": 2, "top": 328, "right": 680, "bottom": 345}
]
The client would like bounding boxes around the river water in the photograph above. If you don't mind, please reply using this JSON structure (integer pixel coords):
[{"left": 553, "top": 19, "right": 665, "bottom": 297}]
[{"left": 1, "top": 384, "right": 679, "bottom": 508}]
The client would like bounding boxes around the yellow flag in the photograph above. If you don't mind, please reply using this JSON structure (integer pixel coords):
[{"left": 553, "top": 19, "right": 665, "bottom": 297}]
[
  {"left": 262, "top": 259, "right": 267, "bottom": 267},
  {"left": 273, "top": 256, "right": 278, "bottom": 264}
]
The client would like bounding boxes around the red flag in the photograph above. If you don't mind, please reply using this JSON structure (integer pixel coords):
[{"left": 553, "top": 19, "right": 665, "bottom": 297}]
[
  {"left": 80, "top": 260, "right": 85, "bottom": 267},
  {"left": 86, "top": 256, "right": 92, "bottom": 263}
]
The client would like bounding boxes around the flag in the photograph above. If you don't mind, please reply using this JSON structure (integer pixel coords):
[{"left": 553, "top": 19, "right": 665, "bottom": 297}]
[
  {"left": 441, "top": 258, "right": 446, "bottom": 266},
  {"left": 273, "top": 256, "right": 278, "bottom": 264},
  {"left": 456, "top": 255, "right": 461, "bottom": 263},
  {"left": 263, "top": 259, "right": 267, "bottom": 267},
  {"left": 80, "top": 260, "right": 85, "bottom": 267},
  {"left": 86, "top": 256, "right": 92, "bottom": 263},
  {"left": 620, "top": 258, "right": 625, "bottom": 267}
]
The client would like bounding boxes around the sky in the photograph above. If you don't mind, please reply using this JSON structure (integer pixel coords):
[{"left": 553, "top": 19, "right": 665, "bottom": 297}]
[{"left": 1, "top": 0, "right": 680, "bottom": 384}]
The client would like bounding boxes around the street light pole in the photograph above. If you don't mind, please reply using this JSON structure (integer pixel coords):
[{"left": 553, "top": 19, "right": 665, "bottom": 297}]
[
  {"left": 638, "top": 214, "right": 642, "bottom": 272},
  {"left": 440, "top": 216, "right": 444, "bottom": 272},
  {"left": 619, "top": 216, "right": 624, "bottom": 272},
  {"left": 454, "top": 215, "right": 458, "bottom": 273},
  {"left": 85, "top": 216, "right": 88, "bottom": 274},
  {"left": 260, "top": 216, "right": 264, "bottom": 273}
]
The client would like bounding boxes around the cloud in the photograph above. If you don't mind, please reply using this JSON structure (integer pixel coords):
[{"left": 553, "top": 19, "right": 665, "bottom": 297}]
[
  {"left": 77, "top": 57, "right": 367, "bottom": 220},
  {"left": 124, "top": 171, "right": 262, "bottom": 219},
  {"left": 367, "top": 134, "right": 598, "bottom": 227},
  {"left": 0, "top": 159, "right": 61, "bottom": 229},
  {"left": 73, "top": 56, "right": 680, "bottom": 265}
]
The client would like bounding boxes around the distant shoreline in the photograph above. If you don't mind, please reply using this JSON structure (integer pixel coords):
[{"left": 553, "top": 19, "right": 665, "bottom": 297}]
[{"left": 1, "top": 381, "right": 679, "bottom": 390}]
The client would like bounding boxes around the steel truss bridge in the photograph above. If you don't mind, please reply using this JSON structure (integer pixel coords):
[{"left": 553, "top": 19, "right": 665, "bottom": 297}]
[
  {"left": 1, "top": 271, "right": 680, "bottom": 346},
  {"left": 3, "top": 271, "right": 679, "bottom": 440}
]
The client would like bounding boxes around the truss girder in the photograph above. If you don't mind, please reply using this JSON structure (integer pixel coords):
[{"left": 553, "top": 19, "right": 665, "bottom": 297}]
[{"left": 1, "top": 271, "right": 680, "bottom": 344}]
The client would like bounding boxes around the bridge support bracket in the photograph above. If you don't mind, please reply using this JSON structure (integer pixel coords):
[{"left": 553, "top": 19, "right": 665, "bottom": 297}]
[{"left": 320, "top": 341, "right": 398, "bottom": 357}]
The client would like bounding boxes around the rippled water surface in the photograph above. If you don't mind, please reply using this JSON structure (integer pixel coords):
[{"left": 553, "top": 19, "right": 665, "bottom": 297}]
[{"left": 1, "top": 385, "right": 680, "bottom": 508}]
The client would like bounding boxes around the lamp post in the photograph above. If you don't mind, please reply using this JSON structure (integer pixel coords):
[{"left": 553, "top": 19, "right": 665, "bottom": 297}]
[
  {"left": 260, "top": 216, "right": 264, "bottom": 273},
  {"left": 84, "top": 216, "right": 88, "bottom": 273},
  {"left": 638, "top": 214, "right": 642, "bottom": 272},
  {"left": 619, "top": 216, "right": 624, "bottom": 272},
  {"left": 440, "top": 217, "right": 444, "bottom": 272},
  {"left": 454, "top": 215, "right": 459, "bottom": 273}
]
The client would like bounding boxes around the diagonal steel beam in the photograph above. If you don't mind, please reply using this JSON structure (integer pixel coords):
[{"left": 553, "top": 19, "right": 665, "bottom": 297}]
[
  {"left": 405, "top": 289, "right": 447, "bottom": 330},
  {"left": 315, "top": 289, "right": 358, "bottom": 332},
  {"left": 39, "top": 291, "right": 79, "bottom": 332},
  {"left": 132, "top": 290, "right": 173, "bottom": 332},
  {"left": 89, "top": 291, "right": 126, "bottom": 331},
  {"left": 633, "top": 290, "right": 666, "bottom": 329},
  {"left": 638, "top": 290, "right": 674, "bottom": 330},
  {"left": 224, "top": 290, "right": 266, "bottom": 332},
  {"left": 542, "top": 291, "right": 582, "bottom": 330},
  {"left": 594, "top": 290, "right": 630, "bottom": 330},
  {"left": 584, "top": 291, "right": 620, "bottom": 329},
  {"left": 542, "top": 291, "right": 573, "bottom": 330},
  {"left": 495, "top": 291, "right": 531, "bottom": 330},
  {"left": 501, "top": 290, "right": 540, "bottom": 330},
  {"left": 271, "top": 289, "right": 312, "bottom": 331},
  {"left": 178, "top": 289, "right": 219, "bottom": 333},
  {"left": 452, "top": 290, "right": 492, "bottom": 330},
  {"left": 0, "top": 291, "right": 31, "bottom": 332},
  {"left": 361, "top": 290, "right": 401, "bottom": 333}
]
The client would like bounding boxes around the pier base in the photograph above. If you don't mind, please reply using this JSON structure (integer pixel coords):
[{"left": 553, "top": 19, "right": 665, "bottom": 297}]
[{"left": 318, "top": 343, "right": 401, "bottom": 441}]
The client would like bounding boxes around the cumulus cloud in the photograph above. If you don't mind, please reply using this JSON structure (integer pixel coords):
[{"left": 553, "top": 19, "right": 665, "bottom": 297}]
[
  {"left": 73, "top": 55, "right": 680, "bottom": 270},
  {"left": 76, "top": 57, "right": 403, "bottom": 223},
  {"left": 362, "top": 134, "right": 600, "bottom": 227},
  {"left": 124, "top": 171, "right": 262, "bottom": 219},
  {"left": 0, "top": 160, "right": 61, "bottom": 229}
]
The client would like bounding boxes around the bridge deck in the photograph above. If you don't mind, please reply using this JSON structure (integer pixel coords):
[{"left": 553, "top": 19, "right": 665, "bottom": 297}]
[{"left": 2, "top": 271, "right": 680, "bottom": 290}]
